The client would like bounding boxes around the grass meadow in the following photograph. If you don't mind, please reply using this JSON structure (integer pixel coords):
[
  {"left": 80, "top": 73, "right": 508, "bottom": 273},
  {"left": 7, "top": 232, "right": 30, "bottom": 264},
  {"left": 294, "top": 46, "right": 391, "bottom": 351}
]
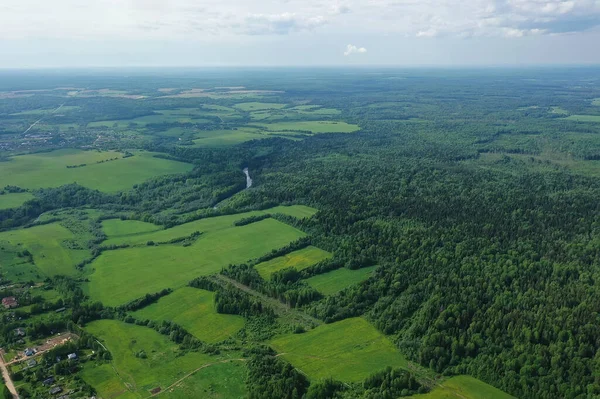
[
  {"left": 81, "top": 320, "right": 240, "bottom": 399},
  {"left": 102, "top": 205, "right": 316, "bottom": 247},
  {"left": 0, "top": 222, "right": 90, "bottom": 277},
  {"left": 565, "top": 115, "right": 600, "bottom": 122},
  {"left": 0, "top": 192, "right": 34, "bottom": 210},
  {"left": 270, "top": 317, "right": 407, "bottom": 382},
  {"left": 233, "top": 102, "right": 287, "bottom": 111},
  {"left": 87, "top": 218, "right": 307, "bottom": 306},
  {"left": 408, "top": 376, "right": 516, "bottom": 399},
  {"left": 0, "top": 149, "right": 193, "bottom": 192},
  {"left": 160, "top": 361, "right": 247, "bottom": 399},
  {"left": 133, "top": 287, "right": 244, "bottom": 343},
  {"left": 102, "top": 219, "right": 161, "bottom": 239},
  {"left": 305, "top": 265, "right": 377, "bottom": 295},
  {"left": 254, "top": 246, "right": 332, "bottom": 280},
  {"left": 257, "top": 121, "right": 360, "bottom": 133}
]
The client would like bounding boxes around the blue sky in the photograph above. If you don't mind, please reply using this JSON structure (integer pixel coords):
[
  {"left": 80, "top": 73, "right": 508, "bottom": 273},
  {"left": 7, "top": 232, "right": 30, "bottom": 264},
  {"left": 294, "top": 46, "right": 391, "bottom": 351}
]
[{"left": 1, "top": 0, "right": 600, "bottom": 67}]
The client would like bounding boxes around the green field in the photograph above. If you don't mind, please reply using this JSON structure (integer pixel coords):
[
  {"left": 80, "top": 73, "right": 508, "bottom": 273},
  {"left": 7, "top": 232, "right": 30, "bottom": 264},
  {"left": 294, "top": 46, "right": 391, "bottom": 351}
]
[
  {"left": 565, "top": 115, "right": 600, "bottom": 122},
  {"left": 0, "top": 222, "right": 90, "bottom": 277},
  {"left": 592, "top": 98, "right": 600, "bottom": 106},
  {"left": 409, "top": 376, "right": 515, "bottom": 399},
  {"left": 234, "top": 102, "right": 287, "bottom": 111},
  {"left": 257, "top": 121, "right": 360, "bottom": 133},
  {"left": 550, "top": 106, "right": 569, "bottom": 115},
  {"left": 88, "top": 218, "right": 307, "bottom": 306},
  {"left": 254, "top": 246, "right": 332, "bottom": 280},
  {"left": 133, "top": 287, "right": 244, "bottom": 343},
  {"left": 191, "top": 128, "right": 267, "bottom": 147},
  {"left": 103, "top": 205, "right": 316, "bottom": 247},
  {"left": 270, "top": 317, "right": 407, "bottom": 382},
  {"left": 81, "top": 319, "right": 237, "bottom": 399},
  {"left": 161, "top": 361, "right": 246, "bottom": 399},
  {"left": 305, "top": 265, "right": 377, "bottom": 295},
  {"left": 0, "top": 192, "right": 34, "bottom": 210},
  {"left": 102, "top": 219, "right": 161, "bottom": 239},
  {"left": 0, "top": 149, "right": 193, "bottom": 192}
]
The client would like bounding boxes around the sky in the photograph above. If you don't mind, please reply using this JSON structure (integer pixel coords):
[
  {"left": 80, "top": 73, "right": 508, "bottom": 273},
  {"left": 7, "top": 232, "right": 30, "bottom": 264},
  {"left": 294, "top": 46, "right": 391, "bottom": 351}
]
[{"left": 1, "top": 0, "right": 600, "bottom": 67}]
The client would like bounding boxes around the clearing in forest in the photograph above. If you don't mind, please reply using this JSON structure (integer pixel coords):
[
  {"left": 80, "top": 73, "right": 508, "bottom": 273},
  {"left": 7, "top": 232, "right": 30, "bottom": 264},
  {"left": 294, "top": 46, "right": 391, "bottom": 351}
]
[
  {"left": 81, "top": 320, "right": 241, "bottom": 399},
  {"left": 305, "top": 265, "right": 377, "bottom": 295},
  {"left": 87, "top": 218, "right": 307, "bottom": 306},
  {"left": 565, "top": 115, "right": 600, "bottom": 122},
  {"left": 407, "top": 375, "right": 515, "bottom": 399},
  {"left": 0, "top": 149, "right": 193, "bottom": 192},
  {"left": 270, "top": 317, "right": 407, "bottom": 382},
  {"left": 0, "top": 192, "right": 34, "bottom": 210},
  {"left": 0, "top": 223, "right": 90, "bottom": 277},
  {"left": 254, "top": 246, "right": 332, "bottom": 280},
  {"left": 133, "top": 287, "right": 244, "bottom": 343}
]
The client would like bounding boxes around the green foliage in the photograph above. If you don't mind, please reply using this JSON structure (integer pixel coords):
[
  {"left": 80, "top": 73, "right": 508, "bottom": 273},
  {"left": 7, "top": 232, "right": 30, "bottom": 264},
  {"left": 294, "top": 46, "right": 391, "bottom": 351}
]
[{"left": 246, "top": 352, "right": 309, "bottom": 399}]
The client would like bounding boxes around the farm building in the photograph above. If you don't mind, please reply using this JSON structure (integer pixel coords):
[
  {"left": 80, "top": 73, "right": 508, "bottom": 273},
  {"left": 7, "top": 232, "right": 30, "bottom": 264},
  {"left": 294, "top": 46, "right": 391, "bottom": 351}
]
[
  {"left": 14, "top": 327, "right": 26, "bottom": 337},
  {"left": 2, "top": 296, "right": 18, "bottom": 309},
  {"left": 43, "top": 377, "right": 55, "bottom": 386},
  {"left": 67, "top": 353, "right": 77, "bottom": 360},
  {"left": 49, "top": 386, "right": 62, "bottom": 395},
  {"left": 26, "top": 359, "right": 37, "bottom": 367},
  {"left": 24, "top": 348, "right": 35, "bottom": 356}
]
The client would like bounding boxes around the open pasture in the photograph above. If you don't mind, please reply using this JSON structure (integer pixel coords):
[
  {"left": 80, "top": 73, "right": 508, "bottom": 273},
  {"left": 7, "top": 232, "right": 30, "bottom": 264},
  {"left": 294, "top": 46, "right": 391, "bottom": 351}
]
[
  {"left": 0, "top": 149, "right": 192, "bottom": 192},
  {"left": 88, "top": 218, "right": 307, "bottom": 306},
  {"left": 564, "top": 114, "right": 600, "bottom": 122},
  {"left": 233, "top": 102, "right": 287, "bottom": 111},
  {"left": 0, "top": 222, "right": 90, "bottom": 277},
  {"left": 270, "top": 317, "right": 407, "bottom": 382},
  {"left": 305, "top": 265, "right": 377, "bottom": 295},
  {"left": 133, "top": 287, "right": 244, "bottom": 343},
  {"left": 254, "top": 246, "right": 332, "bottom": 280},
  {"left": 160, "top": 361, "right": 246, "bottom": 399},
  {"left": 102, "top": 219, "right": 161, "bottom": 239},
  {"left": 257, "top": 121, "right": 360, "bottom": 133},
  {"left": 102, "top": 205, "right": 316, "bottom": 247},
  {"left": 0, "top": 192, "right": 33, "bottom": 210},
  {"left": 408, "top": 375, "right": 515, "bottom": 399},
  {"left": 191, "top": 128, "right": 267, "bottom": 147},
  {"left": 81, "top": 319, "right": 227, "bottom": 398}
]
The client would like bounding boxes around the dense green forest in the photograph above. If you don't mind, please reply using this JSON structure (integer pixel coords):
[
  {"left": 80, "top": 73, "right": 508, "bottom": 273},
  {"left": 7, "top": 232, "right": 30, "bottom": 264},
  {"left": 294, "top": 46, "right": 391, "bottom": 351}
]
[{"left": 1, "top": 68, "right": 600, "bottom": 399}]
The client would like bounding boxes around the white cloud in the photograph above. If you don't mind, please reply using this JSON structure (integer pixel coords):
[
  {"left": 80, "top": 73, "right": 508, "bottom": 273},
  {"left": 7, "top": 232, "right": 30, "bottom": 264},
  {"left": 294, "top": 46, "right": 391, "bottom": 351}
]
[
  {"left": 243, "top": 12, "right": 327, "bottom": 35},
  {"left": 344, "top": 44, "right": 367, "bottom": 56}
]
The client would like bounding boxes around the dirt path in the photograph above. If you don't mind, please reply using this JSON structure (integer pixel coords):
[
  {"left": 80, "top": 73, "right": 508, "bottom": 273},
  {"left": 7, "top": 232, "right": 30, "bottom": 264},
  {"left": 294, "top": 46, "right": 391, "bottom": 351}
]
[
  {"left": 0, "top": 350, "right": 19, "bottom": 399},
  {"left": 6, "top": 333, "right": 77, "bottom": 366},
  {"left": 144, "top": 358, "right": 246, "bottom": 398},
  {"left": 213, "top": 275, "right": 322, "bottom": 328}
]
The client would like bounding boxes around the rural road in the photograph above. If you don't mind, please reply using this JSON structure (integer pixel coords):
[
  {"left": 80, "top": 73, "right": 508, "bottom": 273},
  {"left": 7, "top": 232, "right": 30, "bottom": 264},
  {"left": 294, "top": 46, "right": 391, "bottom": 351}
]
[
  {"left": 0, "top": 350, "right": 19, "bottom": 399},
  {"left": 22, "top": 103, "right": 65, "bottom": 135}
]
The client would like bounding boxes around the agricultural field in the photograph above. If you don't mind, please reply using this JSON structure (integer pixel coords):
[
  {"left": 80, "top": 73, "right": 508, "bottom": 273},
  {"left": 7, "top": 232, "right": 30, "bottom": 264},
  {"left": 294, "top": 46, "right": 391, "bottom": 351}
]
[
  {"left": 0, "top": 149, "right": 193, "bottom": 192},
  {"left": 564, "top": 115, "right": 600, "bottom": 122},
  {"left": 233, "top": 102, "right": 287, "bottom": 111},
  {"left": 0, "top": 192, "right": 33, "bottom": 210},
  {"left": 592, "top": 98, "right": 600, "bottom": 106},
  {"left": 191, "top": 128, "right": 267, "bottom": 147},
  {"left": 254, "top": 246, "right": 332, "bottom": 280},
  {"left": 270, "top": 317, "right": 407, "bottom": 382},
  {"left": 256, "top": 121, "right": 360, "bottom": 133},
  {"left": 87, "top": 218, "right": 307, "bottom": 306},
  {"left": 0, "top": 222, "right": 90, "bottom": 277},
  {"left": 81, "top": 319, "right": 240, "bottom": 399},
  {"left": 102, "top": 219, "right": 161, "bottom": 239},
  {"left": 408, "top": 376, "right": 515, "bottom": 399},
  {"left": 102, "top": 205, "right": 315, "bottom": 247},
  {"left": 305, "top": 265, "right": 377, "bottom": 295},
  {"left": 133, "top": 287, "right": 244, "bottom": 343},
  {"left": 160, "top": 361, "right": 246, "bottom": 399}
]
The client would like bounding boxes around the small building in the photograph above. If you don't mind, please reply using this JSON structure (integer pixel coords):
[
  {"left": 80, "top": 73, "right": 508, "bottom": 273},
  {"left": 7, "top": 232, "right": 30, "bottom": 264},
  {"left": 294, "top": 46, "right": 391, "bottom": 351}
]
[
  {"left": 26, "top": 359, "right": 37, "bottom": 367},
  {"left": 14, "top": 327, "right": 26, "bottom": 337},
  {"left": 49, "top": 386, "right": 62, "bottom": 395},
  {"left": 24, "top": 348, "right": 35, "bottom": 356},
  {"left": 2, "top": 296, "right": 18, "bottom": 309},
  {"left": 43, "top": 377, "right": 55, "bottom": 386},
  {"left": 55, "top": 307, "right": 66, "bottom": 313},
  {"left": 67, "top": 353, "right": 77, "bottom": 360}
]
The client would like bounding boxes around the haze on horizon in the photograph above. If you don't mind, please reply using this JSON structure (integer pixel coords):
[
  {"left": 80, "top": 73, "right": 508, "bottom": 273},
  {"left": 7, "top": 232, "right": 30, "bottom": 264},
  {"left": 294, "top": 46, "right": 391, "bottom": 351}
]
[{"left": 1, "top": 0, "right": 600, "bottom": 68}]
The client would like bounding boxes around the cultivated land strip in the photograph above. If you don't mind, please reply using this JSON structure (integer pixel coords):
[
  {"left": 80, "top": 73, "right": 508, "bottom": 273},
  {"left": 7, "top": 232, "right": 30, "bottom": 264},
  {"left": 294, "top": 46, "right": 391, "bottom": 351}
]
[{"left": 211, "top": 274, "right": 322, "bottom": 328}]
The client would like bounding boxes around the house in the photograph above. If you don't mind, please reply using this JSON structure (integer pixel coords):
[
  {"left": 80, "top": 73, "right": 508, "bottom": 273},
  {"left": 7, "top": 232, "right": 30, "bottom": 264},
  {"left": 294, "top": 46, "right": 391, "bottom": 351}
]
[
  {"left": 67, "top": 353, "right": 77, "bottom": 360},
  {"left": 43, "top": 377, "right": 55, "bottom": 386},
  {"left": 14, "top": 327, "right": 26, "bottom": 337},
  {"left": 2, "top": 297, "right": 18, "bottom": 309},
  {"left": 24, "top": 348, "right": 35, "bottom": 356},
  {"left": 26, "top": 359, "right": 37, "bottom": 367},
  {"left": 49, "top": 386, "right": 62, "bottom": 395}
]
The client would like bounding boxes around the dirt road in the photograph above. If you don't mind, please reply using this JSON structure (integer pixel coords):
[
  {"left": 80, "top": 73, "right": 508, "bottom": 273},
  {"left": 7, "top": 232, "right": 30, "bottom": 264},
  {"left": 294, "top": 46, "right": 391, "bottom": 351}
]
[{"left": 0, "top": 350, "right": 19, "bottom": 399}]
